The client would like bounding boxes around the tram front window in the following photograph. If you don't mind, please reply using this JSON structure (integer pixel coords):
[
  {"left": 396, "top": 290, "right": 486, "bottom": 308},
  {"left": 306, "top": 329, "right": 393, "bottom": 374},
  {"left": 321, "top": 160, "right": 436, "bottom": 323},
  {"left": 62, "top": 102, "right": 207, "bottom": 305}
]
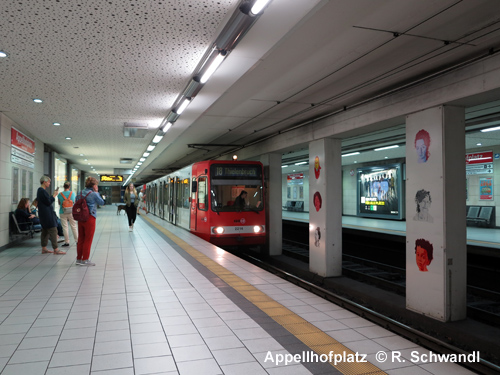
[{"left": 211, "top": 184, "right": 263, "bottom": 212}]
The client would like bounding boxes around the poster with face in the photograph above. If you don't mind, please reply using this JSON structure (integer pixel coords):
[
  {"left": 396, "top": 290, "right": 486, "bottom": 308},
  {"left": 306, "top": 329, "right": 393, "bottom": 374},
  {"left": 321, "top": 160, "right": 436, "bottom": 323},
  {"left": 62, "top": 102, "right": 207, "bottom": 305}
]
[
  {"left": 415, "top": 129, "right": 431, "bottom": 163},
  {"left": 313, "top": 191, "right": 322, "bottom": 212},
  {"left": 415, "top": 238, "right": 433, "bottom": 272},
  {"left": 413, "top": 189, "right": 433, "bottom": 223}
]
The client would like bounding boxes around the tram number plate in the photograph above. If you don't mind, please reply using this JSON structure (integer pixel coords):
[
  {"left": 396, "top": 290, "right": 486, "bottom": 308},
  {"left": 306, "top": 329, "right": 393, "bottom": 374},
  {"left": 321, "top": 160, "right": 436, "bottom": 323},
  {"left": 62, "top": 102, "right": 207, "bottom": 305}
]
[{"left": 234, "top": 226, "right": 244, "bottom": 231}]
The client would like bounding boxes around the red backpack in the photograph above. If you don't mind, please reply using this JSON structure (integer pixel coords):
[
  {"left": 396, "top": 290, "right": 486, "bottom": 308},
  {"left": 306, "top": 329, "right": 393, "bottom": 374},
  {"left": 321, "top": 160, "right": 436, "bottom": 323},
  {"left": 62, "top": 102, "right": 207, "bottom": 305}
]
[{"left": 72, "top": 191, "right": 92, "bottom": 222}]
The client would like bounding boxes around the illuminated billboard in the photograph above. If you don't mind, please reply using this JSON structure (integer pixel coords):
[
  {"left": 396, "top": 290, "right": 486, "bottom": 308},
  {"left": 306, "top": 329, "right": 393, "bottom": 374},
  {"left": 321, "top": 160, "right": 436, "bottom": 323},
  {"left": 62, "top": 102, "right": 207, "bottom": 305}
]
[
  {"left": 100, "top": 175, "right": 123, "bottom": 182},
  {"left": 357, "top": 164, "right": 403, "bottom": 219}
]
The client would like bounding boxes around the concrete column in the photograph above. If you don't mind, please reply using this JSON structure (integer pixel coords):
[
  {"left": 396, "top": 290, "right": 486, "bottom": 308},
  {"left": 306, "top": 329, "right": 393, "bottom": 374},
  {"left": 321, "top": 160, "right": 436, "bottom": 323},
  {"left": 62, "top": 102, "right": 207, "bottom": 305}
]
[
  {"left": 261, "top": 153, "right": 282, "bottom": 255},
  {"left": 406, "top": 106, "right": 466, "bottom": 321},
  {"left": 309, "top": 138, "right": 342, "bottom": 277}
]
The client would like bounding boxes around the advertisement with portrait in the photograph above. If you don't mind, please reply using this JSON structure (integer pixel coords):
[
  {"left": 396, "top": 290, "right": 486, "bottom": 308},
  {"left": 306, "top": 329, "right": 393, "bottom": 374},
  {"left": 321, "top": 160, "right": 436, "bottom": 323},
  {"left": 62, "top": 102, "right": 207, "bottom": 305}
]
[{"left": 356, "top": 164, "right": 402, "bottom": 219}]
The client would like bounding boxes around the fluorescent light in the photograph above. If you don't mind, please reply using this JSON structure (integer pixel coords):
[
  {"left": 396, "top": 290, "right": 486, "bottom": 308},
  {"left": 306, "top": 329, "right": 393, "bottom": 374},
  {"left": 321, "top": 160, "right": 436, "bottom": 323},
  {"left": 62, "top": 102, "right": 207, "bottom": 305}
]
[
  {"left": 176, "top": 98, "right": 191, "bottom": 114},
  {"left": 140, "top": 158, "right": 146, "bottom": 162},
  {"left": 251, "top": 0, "right": 271, "bottom": 15},
  {"left": 153, "top": 135, "right": 163, "bottom": 143},
  {"left": 33, "top": 98, "right": 43, "bottom": 103},
  {"left": 143, "top": 152, "right": 150, "bottom": 157},
  {"left": 162, "top": 122, "right": 172, "bottom": 133},
  {"left": 481, "top": 126, "right": 500, "bottom": 132},
  {"left": 342, "top": 152, "right": 360, "bottom": 157},
  {"left": 65, "top": 137, "right": 72, "bottom": 140},
  {"left": 53, "top": 122, "right": 61, "bottom": 126},
  {"left": 200, "top": 53, "right": 225, "bottom": 84},
  {"left": 281, "top": 165, "right": 288, "bottom": 168},
  {"left": 374, "top": 145, "right": 399, "bottom": 151},
  {"left": 0, "top": 51, "right": 8, "bottom": 58},
  {"left": 137, "top": 162, "right": 143, "bottom": 165},
  {"left": 147, "top": 145, "right": 156, "bottom": 151},
  {"left": 477, "top": 143, "right": 482, "bottom": 146},
  {"left": 294, "top": 161, "right": 307, "bottom": 165}
]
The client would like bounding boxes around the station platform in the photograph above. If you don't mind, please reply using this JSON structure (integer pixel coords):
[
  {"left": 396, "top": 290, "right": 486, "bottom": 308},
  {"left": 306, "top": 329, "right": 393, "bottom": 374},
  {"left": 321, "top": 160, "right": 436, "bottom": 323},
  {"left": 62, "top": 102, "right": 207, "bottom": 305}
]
[
  {"left": 0, "top": 206, "right": 478, "bottom": 375},
  {"left": 283, "top": 211, "right": 500, "bottom": 250}
]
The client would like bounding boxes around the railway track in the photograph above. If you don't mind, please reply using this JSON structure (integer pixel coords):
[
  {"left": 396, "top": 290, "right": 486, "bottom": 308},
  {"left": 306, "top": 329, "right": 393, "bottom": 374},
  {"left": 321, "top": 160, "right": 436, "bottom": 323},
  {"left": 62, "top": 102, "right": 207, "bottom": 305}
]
[
  {"left": 283, "top": 239, "right": 500, "bottom": 327},
  {"left": 233, "top": 248, "right": 500, "bottom": 375}
]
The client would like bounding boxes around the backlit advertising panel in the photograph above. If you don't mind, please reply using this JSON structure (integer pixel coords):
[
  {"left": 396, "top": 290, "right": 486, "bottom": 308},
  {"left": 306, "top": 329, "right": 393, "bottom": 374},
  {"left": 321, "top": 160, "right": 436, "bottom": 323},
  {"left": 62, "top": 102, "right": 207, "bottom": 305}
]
[{"left": 357, "top": 164, "right": 402, "bottom": 219}]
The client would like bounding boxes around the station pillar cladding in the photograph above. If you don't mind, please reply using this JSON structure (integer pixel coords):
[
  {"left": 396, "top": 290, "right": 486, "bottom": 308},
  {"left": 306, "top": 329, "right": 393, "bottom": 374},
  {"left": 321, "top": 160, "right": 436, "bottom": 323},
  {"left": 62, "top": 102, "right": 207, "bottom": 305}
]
[
  {"left": 261, "top": 153, "right": 283, "bottom": 255},
  {"left": 406, "top": 106, "right": 467, "bottom": 322},
  {"left": 309, "top": 138, "right": 342, "bottom": 277}
]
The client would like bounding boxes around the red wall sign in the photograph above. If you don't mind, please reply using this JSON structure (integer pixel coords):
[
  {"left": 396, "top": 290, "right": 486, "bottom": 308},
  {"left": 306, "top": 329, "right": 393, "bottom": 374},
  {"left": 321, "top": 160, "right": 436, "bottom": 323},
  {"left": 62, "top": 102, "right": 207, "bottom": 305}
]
[
  {"left": 466, "top": 151, "right": 493, "bottom": 165},
  {"left": 287, "top": 173, "right": 304, "bottom": 182},
  {"left": 11, "top": 128, "right": 35, "bottom": 154}
]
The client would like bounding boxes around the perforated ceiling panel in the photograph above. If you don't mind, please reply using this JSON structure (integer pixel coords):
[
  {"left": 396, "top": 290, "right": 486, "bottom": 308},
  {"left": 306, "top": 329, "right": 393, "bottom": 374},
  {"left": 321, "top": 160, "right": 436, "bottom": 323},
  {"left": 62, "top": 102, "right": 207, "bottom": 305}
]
[{"left": 0, "top": 0, "right": 237, "bottom": 173}]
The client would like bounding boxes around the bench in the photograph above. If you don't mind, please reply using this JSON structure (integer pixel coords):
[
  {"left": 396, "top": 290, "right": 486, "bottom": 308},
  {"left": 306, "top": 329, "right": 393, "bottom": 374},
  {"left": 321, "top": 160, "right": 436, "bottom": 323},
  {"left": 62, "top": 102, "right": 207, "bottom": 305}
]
[
  {"left": 466, "top": 206, "right": 495, "bottom": 227},
  {"left": 282, "top": 201, "right": 304, "bottom": 212},
  {"left": 10, "top": 212, "right": 34, "bottom": 241}
]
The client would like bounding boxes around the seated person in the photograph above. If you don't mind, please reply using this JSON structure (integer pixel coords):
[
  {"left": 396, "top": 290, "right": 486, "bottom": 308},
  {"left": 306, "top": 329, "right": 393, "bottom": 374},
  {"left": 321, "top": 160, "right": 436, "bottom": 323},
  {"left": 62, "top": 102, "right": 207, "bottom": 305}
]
[
  {"left": 15, "top": 198, "right": 42, "bottom": 231},
  {"left": 233, "top": 190, "right": 248, "bottom": 210},
  {"left": 30, "top": 198, "right": 38, "bottom": 216}
]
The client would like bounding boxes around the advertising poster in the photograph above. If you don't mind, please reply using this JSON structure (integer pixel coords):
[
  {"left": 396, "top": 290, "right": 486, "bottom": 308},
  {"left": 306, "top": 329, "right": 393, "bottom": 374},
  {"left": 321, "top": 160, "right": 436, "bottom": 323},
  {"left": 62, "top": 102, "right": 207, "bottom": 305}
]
[
  {"left": 357, "top": 164, "right": 402, "bottom": 219},
  {"left": 479, "top": 177, "right": 493, "bottom": 200}
]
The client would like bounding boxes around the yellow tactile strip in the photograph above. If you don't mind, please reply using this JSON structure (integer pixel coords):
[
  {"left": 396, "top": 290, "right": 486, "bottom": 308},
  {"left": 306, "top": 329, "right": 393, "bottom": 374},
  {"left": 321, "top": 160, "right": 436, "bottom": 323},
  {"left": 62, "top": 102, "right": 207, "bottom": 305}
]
[{"left": 143, "top": 216, "right": 386, "bottom": 374}]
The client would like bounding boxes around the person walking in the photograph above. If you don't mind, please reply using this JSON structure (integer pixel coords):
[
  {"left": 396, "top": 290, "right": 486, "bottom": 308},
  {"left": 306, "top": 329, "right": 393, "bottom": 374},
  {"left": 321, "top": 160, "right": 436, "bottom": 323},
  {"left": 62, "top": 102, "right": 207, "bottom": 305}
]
[
  {"left": 58, "top": 181, "right": 78, "bottom": 247},
  {"left": 124, "top": 183, "right": 139, "bottom": 231},
  {"left": 76, "top": 177, "right": 104, "bottom": 266},
  {"left": 37, "top": 176, "right": 64, "bottom": 254}
]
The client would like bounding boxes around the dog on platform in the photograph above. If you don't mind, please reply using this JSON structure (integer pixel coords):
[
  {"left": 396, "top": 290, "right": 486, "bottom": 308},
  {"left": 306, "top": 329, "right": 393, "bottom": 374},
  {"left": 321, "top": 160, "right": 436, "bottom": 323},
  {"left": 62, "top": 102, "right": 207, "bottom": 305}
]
[{"left": 117, "top": 205, "right": 126, "bottom": 215}]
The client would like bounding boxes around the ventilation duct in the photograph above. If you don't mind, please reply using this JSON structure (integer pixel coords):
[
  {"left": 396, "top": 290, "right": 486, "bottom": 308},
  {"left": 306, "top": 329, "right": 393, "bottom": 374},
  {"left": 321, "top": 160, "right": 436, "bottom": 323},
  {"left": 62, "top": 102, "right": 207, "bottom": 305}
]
[
  {"left": 123, "top": 122, "right": 148, "bottom": 138},
  {"left": 120, "top": 158, "right": 133, "bottom": 164}
]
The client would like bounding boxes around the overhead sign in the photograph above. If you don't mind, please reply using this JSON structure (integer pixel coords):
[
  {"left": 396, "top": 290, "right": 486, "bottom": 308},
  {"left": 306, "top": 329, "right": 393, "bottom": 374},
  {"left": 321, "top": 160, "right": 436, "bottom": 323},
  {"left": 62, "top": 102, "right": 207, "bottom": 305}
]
[
  {"left": 466, "top": 151, "right": 493, "bottom": 165},
  {"left": 100, "top": 175, "right": 123, "bottom": 182}
]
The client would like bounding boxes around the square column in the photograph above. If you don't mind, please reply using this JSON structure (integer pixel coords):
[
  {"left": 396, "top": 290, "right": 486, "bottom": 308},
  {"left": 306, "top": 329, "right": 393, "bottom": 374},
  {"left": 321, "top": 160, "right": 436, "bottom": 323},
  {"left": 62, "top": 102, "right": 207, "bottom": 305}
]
[
  {"left": 261, "top": 153, "right": 282, "bottom": 256},
  {"left": 406, "top": 106, "right": 466, "bottom": 321},
  {"left": 309, "top": 138, "right": 342, "bottom": 277}
]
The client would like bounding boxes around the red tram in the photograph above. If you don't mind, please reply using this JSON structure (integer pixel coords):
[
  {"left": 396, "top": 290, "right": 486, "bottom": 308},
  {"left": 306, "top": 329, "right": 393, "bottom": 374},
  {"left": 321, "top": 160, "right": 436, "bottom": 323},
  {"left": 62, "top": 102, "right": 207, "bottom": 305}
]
[{"left": 146, "top": 160, "right": 266, "bottom": 247}]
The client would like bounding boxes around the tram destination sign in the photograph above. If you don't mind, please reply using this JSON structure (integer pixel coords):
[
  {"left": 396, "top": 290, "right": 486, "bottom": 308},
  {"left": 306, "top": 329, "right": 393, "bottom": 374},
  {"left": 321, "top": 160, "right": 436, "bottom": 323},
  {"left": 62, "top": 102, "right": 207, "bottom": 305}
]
[
  {"left": 100, "top": 175, "right": 123, "bottom": 182},
  {"left": 211, "top": 165, "right": 261, "bottom": 179}
]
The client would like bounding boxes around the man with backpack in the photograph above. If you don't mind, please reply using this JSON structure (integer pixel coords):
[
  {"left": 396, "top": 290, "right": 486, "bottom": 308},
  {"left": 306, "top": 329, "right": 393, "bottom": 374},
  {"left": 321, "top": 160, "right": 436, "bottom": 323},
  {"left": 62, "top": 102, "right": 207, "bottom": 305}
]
[
  {"left": 74, "top": 177, "right": 104, "bottom": 266},
  {"left": 58, "top": 181, "right": 78, "bottom": 247}
]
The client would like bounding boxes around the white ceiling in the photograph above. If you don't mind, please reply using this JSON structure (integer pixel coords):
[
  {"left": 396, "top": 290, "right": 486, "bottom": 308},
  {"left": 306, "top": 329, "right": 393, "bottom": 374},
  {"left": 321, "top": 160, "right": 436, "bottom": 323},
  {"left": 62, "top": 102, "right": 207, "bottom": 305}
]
[{"left": 1, "top": 0, "right": 500, "bottom": 184}]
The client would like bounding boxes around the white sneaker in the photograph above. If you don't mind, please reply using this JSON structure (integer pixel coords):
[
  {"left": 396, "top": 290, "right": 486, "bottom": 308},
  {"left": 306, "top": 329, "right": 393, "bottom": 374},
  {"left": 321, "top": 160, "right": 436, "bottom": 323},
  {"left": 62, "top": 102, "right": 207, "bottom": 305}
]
[
  {"left": 131, "top": 224, "right": 134, "bottom": 231},
  {"left": 129, "top": 226, "right": 132, "bottom": 232}
]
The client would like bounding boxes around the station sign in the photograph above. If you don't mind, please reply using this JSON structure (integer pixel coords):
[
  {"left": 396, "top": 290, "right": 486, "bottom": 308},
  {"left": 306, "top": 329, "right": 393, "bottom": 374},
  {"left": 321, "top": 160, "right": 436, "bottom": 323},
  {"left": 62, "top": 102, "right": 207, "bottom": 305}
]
[
  {"left": 466, "top": 151, "right": 493, "bottom": 164},
  {"left": 100, "top": 175, "right": 123, "bottom": 182},
  {"left": 11, "top": 128, "right": 35, "bottom": 169}
]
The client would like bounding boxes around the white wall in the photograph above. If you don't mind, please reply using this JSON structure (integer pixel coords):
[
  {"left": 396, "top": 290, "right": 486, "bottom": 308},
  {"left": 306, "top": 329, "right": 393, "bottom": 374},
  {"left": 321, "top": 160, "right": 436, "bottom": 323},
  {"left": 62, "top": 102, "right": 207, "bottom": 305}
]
[{"left": 0, "top": 113, "right": 45, "bottom": 248}]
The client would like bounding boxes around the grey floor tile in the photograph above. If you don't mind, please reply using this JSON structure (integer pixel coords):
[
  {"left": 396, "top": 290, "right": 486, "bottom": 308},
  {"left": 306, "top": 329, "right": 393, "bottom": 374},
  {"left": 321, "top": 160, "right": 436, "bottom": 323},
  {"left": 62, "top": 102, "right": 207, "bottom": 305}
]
[
  {"left": 90, "top": 367, "right": 134, "bottom": 375},
  {"left": 91, "top": 352, "right": 133, "bottom": 372},
  {"left": 220, "top": 362, "right": 268, "bottom": 375},
  {"left": 177, "top": 358, "right": 223, "bottom": 375},
  {"left": 167, "top": 333, "right": 204, "bottom": 348},
  {"left": 212, "top": 347, "right": 255, "bottom": 366},
  {"left": 132, "top": 342, "right": 171, "bottom": 358},
  {"left": 55, "top": 337, "right": 95, "bottom": 352},
  {"left": 131, "top": 331, "right": 167, "bottom": 345},
  {"left": 8, "top": 347, "right": 54, "bottom": 364},
  {"left": 93, "top": 340, "right": 132, "bottom": 356},
  {"left": 46, "top": 364, "right": 91, "bottom": 375},
  {"left": 172, "top": 344, "right": 212, "bottom": 362},
  {"left": 49, "top": 350, "right": 93, "bottom": 367},
  {"left": 1, "top": 361, "right": 49, "bottom": 375},
  {"left": 95, "top": 329, "right": 130, "bottom": 342},
  {"left": 134, "top": 355, "right": 177, "bottom": 375},
  {"left": 60, "top": 327, "right": 96, "bottom": 340}
]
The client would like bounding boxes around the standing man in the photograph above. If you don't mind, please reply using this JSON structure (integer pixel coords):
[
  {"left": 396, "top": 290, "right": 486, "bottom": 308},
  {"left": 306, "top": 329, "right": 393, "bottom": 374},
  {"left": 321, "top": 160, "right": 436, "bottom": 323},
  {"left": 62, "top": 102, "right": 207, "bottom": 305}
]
[
  {"left": 37, "top": 176, "right": 64, "bottom": 254},
  {"left": 58, "top": 181, "right": 78, "bottom": 247}
]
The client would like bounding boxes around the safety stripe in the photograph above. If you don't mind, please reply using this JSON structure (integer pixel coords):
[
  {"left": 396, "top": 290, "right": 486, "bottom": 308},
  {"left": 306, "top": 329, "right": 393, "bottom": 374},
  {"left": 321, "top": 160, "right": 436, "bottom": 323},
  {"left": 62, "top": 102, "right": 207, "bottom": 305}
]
[{"left": 143, "top": 215, "right": 386, "bottom": 375}]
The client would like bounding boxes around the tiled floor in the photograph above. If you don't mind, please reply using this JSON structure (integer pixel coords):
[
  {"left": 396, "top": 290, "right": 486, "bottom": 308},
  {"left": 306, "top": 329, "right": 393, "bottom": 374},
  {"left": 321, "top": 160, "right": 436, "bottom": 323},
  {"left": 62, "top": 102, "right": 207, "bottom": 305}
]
[{"left": 0, "top": 206, "right": 476, "bottom": 374}]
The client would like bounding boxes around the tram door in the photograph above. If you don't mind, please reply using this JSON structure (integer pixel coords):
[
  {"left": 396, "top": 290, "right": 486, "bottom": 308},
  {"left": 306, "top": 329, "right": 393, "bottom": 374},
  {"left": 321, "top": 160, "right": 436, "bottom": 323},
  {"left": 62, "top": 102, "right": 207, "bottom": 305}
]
[
  {"left": 190, "top": 175, "right": 208, "bottom": 235},
  {"left": 169, "top": 178, "right": 178, "bottom": 225},
  {"left": 159, "top": 181, "right": 164, "bottom": 219},
  {"left": 153, "top": 183, "right": 157, "bottom": 216}
]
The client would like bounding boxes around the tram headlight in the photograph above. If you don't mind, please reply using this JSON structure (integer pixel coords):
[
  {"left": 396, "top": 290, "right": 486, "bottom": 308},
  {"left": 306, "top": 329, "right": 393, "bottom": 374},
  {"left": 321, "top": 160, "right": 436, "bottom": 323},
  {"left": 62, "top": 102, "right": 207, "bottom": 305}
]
[
  {"left": 253, "top": 225, "right": 262, "bottom": 233},
  {"left": 213, "top": 227, "right": 224, "bottom": 234}
]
